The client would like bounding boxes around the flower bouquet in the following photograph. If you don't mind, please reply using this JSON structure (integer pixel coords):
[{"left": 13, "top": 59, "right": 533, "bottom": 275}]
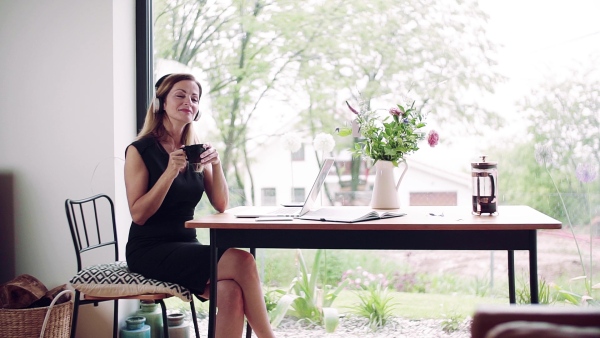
[
  {"left": 337, "top": 98, "right": 439, "bottom": 209},
  {"left": 338, "top": 99, "right": 438, "bottom": 167}
]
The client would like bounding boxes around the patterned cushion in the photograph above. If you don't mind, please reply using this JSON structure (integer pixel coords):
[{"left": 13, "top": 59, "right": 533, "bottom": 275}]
[{"left": 69, "top": 261, "right": 192, "bottom": 302}]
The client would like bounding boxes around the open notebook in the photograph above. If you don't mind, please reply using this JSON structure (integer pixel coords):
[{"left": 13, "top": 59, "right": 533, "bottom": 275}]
[
  {"left": 300, "top": 206, "right": 406, "bottom": 223},
  {"left": 232, "top": 158, "right": 335, "bottom": 218}
]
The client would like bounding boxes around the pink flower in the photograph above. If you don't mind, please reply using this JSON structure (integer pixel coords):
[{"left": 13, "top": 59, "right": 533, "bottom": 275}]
[
  {"left": 389, "top": 107, "right": 403, "bottom": 116},
  {"left": 427, "top": 130, "right": 439, "bottom": 147}
]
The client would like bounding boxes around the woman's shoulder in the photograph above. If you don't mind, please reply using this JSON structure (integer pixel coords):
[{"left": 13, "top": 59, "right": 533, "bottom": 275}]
[{"left": 129, "top": 136, "right": 159, "bottom": 155}]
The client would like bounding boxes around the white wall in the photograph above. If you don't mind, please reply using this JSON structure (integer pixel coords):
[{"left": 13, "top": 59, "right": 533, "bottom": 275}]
[
  {"left": 0, "top": 0, "right": 136, "bottom": 336},
  {"left": 402, "top": 159, "right": 472, "bottom": 207}
]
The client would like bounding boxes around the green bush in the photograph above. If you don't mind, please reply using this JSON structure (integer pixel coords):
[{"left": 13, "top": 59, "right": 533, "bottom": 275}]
[
  {"left": 516, "top": 275, "right": 556, "bottom": 305},
  {"left": 341, "top": 267, "right": 396, "bottom": 329},
  {"left": 440, "top": 308, "right": 464, "bottom": 333}
]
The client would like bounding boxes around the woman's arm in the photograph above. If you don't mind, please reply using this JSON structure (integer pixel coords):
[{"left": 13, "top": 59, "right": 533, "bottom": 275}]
[
  {"left": 124, "top": 145, "right": 187, "bottom": 224},
  {"left": 200, "top": 144, "right": 229, "bottom": 213}
]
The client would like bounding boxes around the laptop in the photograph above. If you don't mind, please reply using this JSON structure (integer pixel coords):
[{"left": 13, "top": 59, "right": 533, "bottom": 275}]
[{"left": 232, "top": 158, "right": 335, "bottom": 218}]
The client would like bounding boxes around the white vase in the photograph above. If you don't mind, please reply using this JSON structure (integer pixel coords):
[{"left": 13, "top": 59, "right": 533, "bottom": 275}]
[{"left": 370, "top": 160, "right": 408, "bottom": 209}]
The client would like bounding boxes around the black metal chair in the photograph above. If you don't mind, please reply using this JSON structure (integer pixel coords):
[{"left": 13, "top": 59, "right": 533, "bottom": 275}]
[{"left": 65, "top": 194, "right": 200, "bottom": 338}]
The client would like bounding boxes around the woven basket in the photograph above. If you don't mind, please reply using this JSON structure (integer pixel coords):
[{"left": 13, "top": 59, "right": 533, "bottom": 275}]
[{"left": 0, "top": 300, "right": 73, "bottom": 338}]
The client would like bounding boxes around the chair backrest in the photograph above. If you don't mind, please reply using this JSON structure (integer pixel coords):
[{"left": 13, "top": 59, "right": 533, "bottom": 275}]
[{"left": 65, "top": 194, "right": 119, "bottom": 271}]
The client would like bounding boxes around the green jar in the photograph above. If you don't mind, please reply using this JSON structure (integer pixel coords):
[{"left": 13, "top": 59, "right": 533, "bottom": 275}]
[
  {"left": 136, "top": 300, "right": 164, "bottom": 338},
  {"left": 120, "top": 316, "right": 151, "bottom": 338}
]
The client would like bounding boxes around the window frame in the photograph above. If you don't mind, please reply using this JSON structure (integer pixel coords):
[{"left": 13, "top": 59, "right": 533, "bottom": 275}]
[{"left": 135, "top": 0, "right": 153, "bottom": 134}]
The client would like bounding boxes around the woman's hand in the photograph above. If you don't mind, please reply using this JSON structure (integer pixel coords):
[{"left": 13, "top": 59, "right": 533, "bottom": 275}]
[
  {"left": 166, "top": 148, "right": 188, "bottom": 177},
  {"left": 200, "top": 143, "right": 228, "bottom": 212},
  {"left": 200, "top": 143, "right": 221, "bottom": 166}
]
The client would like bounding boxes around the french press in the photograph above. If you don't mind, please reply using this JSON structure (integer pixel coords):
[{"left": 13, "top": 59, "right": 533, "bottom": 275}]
[{"left": 471, "top": 155, "right": 498, "bottom": 215}]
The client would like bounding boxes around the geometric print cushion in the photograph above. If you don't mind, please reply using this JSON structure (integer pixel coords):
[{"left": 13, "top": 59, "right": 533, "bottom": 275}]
[{"left": 69, "top": 261, "right": 193, "bottom": 302}]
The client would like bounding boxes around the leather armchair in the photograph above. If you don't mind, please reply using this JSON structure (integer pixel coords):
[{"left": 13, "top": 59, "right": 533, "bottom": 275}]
[{"left": 471, "top": 304, "right": 600, "bottom": 338}]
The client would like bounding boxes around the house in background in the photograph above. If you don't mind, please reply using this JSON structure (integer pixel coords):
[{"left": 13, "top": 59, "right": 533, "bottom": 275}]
[{"left": 244, "top": 137, "right": 472, "bottom": 210}]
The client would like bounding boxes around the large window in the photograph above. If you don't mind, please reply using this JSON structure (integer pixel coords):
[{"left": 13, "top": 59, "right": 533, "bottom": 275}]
[
  {"left": 261, "top": 188, "right": 277, "bottom": 206},
  {"left": 143, "top": 0, "right": 600, "bottom": 225},
  {"left": 291, "top": 145, "right": 305, "bottom": 162},
  {"left": 292, "top": 188, "right": 306, "bottom": 204}
]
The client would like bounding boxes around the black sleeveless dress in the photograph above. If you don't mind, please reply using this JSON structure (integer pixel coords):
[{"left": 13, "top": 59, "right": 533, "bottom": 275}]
[{"left": 125, "top": 137, "right": 221, "bottom": 295}]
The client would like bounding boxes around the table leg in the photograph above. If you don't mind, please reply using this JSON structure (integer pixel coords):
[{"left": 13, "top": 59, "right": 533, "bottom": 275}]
[
  {"left": 508, "top": 250, "right": 515, "bottom": 304},
  {"left": 208, "top": 229, "right": 218, "bottom": 338},
  {"left": 529, "top": 230, "right": 539, "bottom": 304},
  {"left": 246, "top": 248, "right": 256, "bottom": 338}
]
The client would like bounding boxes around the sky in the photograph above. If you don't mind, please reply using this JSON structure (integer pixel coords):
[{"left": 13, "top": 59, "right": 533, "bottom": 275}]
[
  {"left": 412, "top": 0, "right": 600, "bottom": 172},
  {"left": 478, "top": 0, "right": 600, "bottom": 132}
]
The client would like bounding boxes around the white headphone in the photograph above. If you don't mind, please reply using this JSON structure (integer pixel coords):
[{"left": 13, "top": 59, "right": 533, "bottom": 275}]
[{"left": 153, "top": 74, "right": 202, "bottom": 121}]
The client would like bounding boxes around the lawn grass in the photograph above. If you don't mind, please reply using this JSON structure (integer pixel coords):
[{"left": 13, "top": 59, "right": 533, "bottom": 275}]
[
  {"left": 165, "top": 290, "right": 508, "bottom": 321},
  {"left": 332, "top": 290, "right": 507, "bottom": 319}
]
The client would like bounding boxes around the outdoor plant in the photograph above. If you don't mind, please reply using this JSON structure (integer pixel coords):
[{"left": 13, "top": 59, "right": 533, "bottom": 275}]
[
  {"left": 576, "top": 161, "right": 600, "bottom": 300},
  {"left": 313, "top": 132, "right": 336, "bottom": 157},
  {"left": 440, "top": 307, "right": 463, "bottom": 333},
  {"left": 553, "top": 276, "right": 596, "bottom": 306},
  {"left": 338, "top": 99, "right": 439, "bottom": 166},
  {"left": 341, "top": 267, "right": 396, "bottom": 330},
  {"left": 516, "top": 274, "right": 556, "bottom": 305},
  {"left": 534, "top": 143, "right": 600, "bottom": 305},
  {"left": 470, "top": 275, "right": 491, "bottom": 298},
  {"left": 269, "top": 249, "right": 347, "bottom": 332},
  {"left": 391, "top": 271, "right": 423, "bottom": 293},
  {"left": 264, "top": 289, "right": 284, "bottom": 314}
]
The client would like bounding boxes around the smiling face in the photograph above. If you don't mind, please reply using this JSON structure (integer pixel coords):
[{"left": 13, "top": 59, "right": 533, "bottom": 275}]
[{"left": 163, "top": 80, "right": 201, "bottom": 124}]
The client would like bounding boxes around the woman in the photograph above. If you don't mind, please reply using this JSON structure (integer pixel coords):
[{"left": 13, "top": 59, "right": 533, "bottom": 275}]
[{"left": 124, "top": 73, "right": 275, "bottom": 338}]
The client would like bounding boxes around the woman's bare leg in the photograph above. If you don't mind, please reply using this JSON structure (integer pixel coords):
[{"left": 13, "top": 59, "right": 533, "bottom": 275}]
[
  {"left": 214, "top": 280, "right": 244, "bottom": 337},
  {"left": 203, "top": 248, "right": 275, "bottom": 338}
]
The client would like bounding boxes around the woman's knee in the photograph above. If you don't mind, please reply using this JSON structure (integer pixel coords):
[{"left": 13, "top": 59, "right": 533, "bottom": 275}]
[{"left": 222, "top": 249, "right": 257, "bottom": 272}]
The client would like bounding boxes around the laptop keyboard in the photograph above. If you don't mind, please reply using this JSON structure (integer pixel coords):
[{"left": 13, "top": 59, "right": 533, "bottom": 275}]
[{"left": 268, "top": 207, "right": 302, "bottom": 215}]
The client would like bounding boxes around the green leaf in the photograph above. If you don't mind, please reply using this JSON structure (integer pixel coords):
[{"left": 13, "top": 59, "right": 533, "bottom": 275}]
[
  {"left": 291, "top": 297, "right": 315, "bottom": 319},
  {"left": 337, "top": 127, "right": 352, "bottom": 137},
  {"left": 323, "top": 279, "right": 348, "bottom": 307},
  {"left": 270, "top": 294, "right": 297, "bottom": 327},
  {"left": 295, "top": 250, "right": 312, "bottom": 301},
  {"left": 309, "top": 250, "right": 323, "bottom": 300}
]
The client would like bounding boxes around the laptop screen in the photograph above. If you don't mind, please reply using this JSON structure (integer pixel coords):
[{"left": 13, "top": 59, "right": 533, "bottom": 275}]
[{"left": 298, "top": 158, "right": 335, "bottom": 216}]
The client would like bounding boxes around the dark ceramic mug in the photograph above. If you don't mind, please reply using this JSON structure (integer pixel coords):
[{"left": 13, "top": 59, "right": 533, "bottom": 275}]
[{"left": 182, "top": 144, "right": 206, "bottom": 164}]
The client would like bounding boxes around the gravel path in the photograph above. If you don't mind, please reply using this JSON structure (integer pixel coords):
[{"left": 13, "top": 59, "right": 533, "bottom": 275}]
[{"left": 186, "top": 315, "right": 472, "bottom": 337}]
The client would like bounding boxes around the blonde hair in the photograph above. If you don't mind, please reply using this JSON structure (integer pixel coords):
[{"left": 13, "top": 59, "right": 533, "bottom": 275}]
[{"left": 137, "top": 73, "right": 203, "bottom": 146}]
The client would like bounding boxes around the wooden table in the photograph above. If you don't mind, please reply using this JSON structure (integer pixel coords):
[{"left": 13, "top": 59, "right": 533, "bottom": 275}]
[{"left": 186, "top": 205, "right": 561, "bottom": 338}]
